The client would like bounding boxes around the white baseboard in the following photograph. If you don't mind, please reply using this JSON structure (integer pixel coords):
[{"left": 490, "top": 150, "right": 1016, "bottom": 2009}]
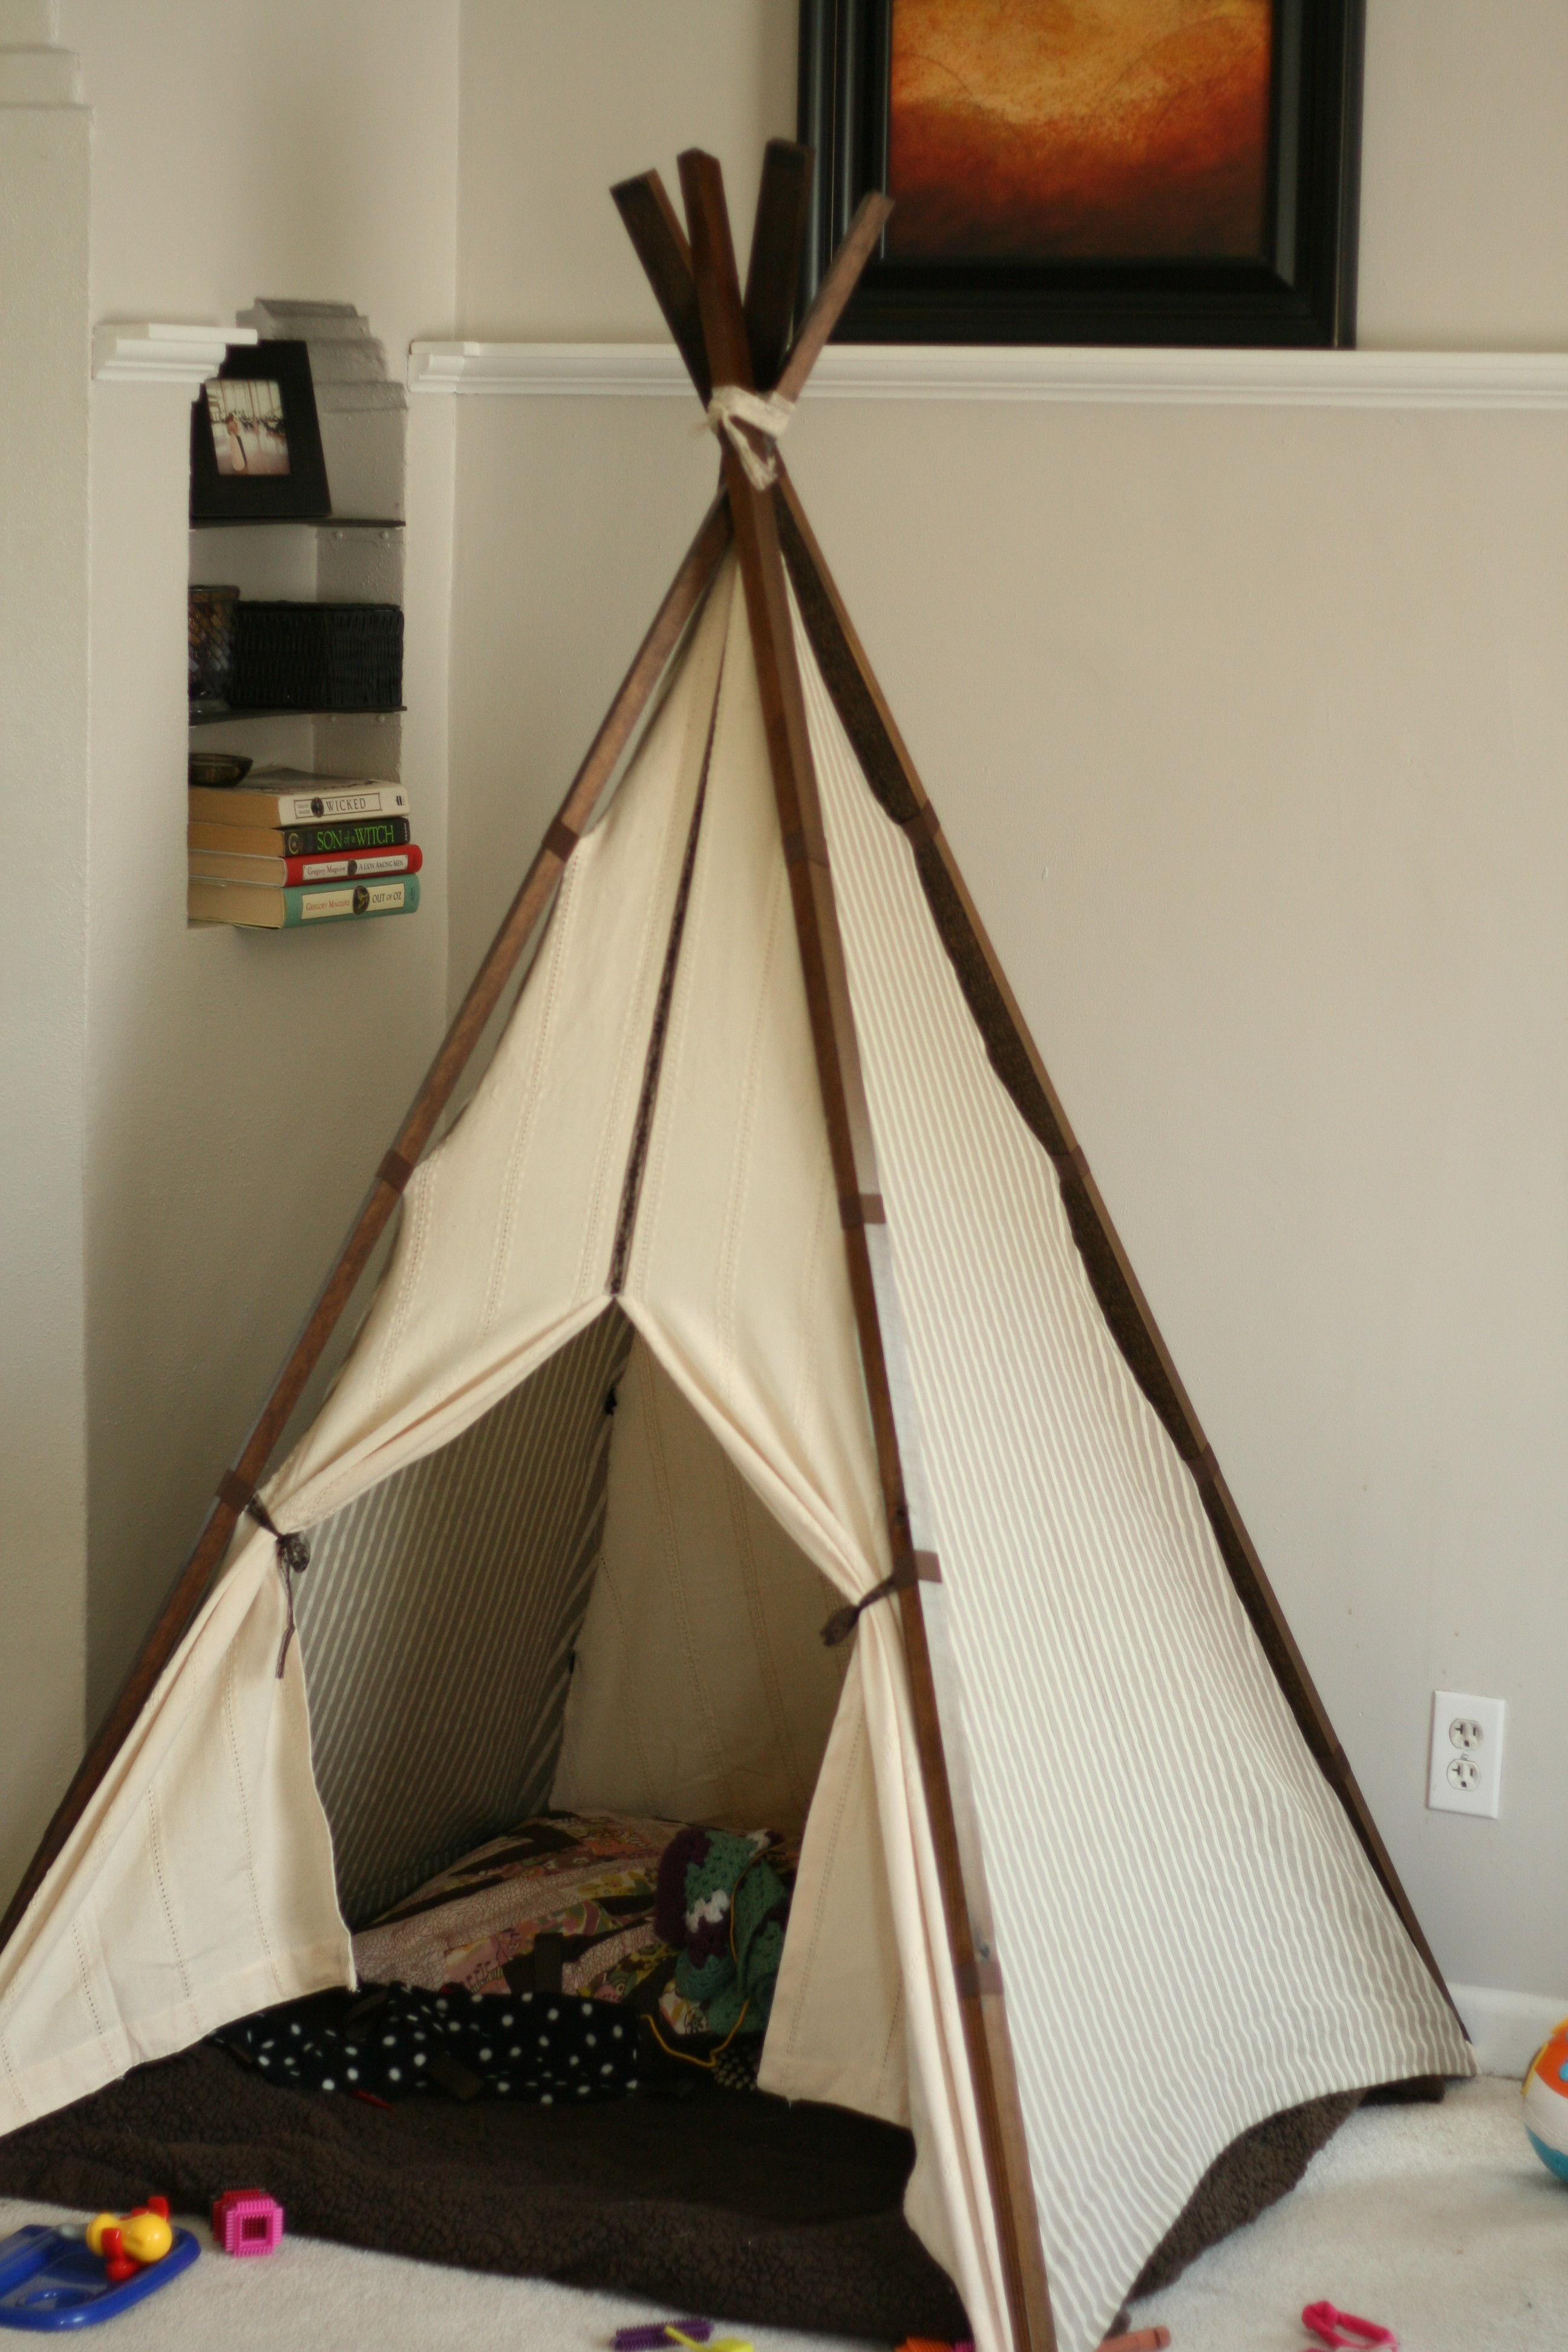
[{"left": 1451, "top": 1982, "right": 1568, "bottom": 2077}]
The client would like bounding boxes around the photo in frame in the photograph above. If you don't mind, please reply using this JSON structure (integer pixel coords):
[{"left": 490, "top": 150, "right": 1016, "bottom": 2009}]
[
  {"left": 798, "top": 0, "right": 1365, "bottom": 346},
  {"left": 189, "top": 341, "right": 331, "bottom": 521}
]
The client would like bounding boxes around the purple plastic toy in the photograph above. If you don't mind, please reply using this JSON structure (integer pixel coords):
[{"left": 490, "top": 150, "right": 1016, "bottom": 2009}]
[{"left": 613, "top": 2324, "right": 713, "bottom": 2351}]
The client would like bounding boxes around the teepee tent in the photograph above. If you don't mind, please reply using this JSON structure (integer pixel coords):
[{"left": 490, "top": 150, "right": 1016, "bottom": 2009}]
[{"left": 0, "top": 148, "right": 1469, "bottom": 2352}]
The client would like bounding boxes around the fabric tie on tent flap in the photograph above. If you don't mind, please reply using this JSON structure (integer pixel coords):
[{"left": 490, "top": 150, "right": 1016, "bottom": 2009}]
[
  {"left": 820, "top": 1550, "right": 939, "bottom": 1647},
  {"left": 217, "top": 1471, "right": 310, "bottom": 1677},
  {"left": 699, "top": 385, "right": 794, "bottom": 492}
]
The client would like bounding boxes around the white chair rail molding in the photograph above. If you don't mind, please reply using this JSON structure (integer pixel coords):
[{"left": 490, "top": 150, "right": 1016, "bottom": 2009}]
[
  {"left": 91, "top": 322, "right": 258, "bottom": 385},
  {"left": 407, "top": 340, "right": 1568, "bottom": 410}
]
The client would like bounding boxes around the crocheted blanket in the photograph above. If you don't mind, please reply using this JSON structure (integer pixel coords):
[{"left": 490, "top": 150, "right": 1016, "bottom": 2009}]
[{"left": 653, "top": 1826, "right": 792, "bottom": 2040}]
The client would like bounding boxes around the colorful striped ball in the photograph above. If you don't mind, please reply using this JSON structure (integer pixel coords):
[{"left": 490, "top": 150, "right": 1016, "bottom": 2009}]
[{"left": 1523, "top": 2019, "right": 1568, "bottom": 2181}]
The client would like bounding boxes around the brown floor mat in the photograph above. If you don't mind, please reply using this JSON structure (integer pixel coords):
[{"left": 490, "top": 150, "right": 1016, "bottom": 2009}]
[
  {"left": 0, "top": 2042, "right": 1439, "bottom": 2335},
  {"left": 0, "top": 2043, "right": 969, "bottom": 2341}
]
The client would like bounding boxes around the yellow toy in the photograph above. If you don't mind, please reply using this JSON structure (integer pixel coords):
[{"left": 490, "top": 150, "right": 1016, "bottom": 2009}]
[{"left": 85, "top": 2198, "right": 174, "bottom": 2282}]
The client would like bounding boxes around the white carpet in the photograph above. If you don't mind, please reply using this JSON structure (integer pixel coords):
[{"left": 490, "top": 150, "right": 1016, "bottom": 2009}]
[
  {"left": 1126, "top": 2077, "right": 1566, "bottom": 2350},
  {"left": 1, "top": 2079, "right": 1560, "bottom": 2349}
]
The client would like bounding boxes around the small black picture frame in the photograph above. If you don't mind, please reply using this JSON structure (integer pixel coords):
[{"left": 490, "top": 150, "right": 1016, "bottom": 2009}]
[
  {"left": 799, "top": 0, "right": 1365, "bottom": 348},
  {"left": 189, "top": 341, "right": 331, "bottom": 521}
]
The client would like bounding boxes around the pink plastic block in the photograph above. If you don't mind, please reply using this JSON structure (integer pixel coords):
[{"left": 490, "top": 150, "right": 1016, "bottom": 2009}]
[{"left": 211, "top": 2190, "right": 284, "bottom": 2257}]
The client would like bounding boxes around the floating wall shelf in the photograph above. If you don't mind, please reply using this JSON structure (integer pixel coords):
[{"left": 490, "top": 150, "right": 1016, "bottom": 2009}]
[
  {"left": 189, "top": 706, "right": 405, "bottom": 727},
  {"left": 189, "top": 515, "right": 405, "bottom": 532}
]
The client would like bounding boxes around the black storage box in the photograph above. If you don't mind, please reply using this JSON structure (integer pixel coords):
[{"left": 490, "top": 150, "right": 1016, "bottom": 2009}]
[{"left": 230, "top": 601, "right": 403, "bottom": 712}]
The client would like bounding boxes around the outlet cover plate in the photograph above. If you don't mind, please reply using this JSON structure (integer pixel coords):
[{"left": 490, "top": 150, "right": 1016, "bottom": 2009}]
[{"left": 1428, "top": 1690, "right": 1506, "bottom": 1818}]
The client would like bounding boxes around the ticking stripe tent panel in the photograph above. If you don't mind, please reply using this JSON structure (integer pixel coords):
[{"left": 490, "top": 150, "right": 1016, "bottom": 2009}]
[
  {"left": 297, "top": 1308, "right": 634, "bottom": 1925},
  {"left": 795, "top": 593, "right": 1472, "bottom": 2352}
]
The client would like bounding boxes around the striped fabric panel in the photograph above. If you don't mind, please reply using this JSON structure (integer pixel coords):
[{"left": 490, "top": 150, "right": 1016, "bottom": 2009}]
[
  {"left": 295, "top": 1307, "right": 633, "bottom": 1926},
  {"left": 794, "top": 607, "right": 1469, "bottom": 2352}
]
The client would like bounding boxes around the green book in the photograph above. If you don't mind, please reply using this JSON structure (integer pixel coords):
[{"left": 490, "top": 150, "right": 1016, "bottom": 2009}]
[{"left": 189, "top": 874, "right": 421, "bottom": 930}]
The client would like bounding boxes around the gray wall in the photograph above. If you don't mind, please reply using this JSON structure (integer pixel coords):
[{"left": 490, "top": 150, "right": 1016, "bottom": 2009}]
[
  {"left": 61, "top": 0, "right": 460, "bottom": 1737},
  {"left": 0, "top": 7, "right": 91, "bottom": 1910}
]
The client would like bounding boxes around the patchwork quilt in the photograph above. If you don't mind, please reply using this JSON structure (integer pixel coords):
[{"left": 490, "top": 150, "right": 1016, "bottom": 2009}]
[
  {"left": 352, "top": 1811, "right": 797, "bottom": 2045},
  {"left": 351, "top": 1812, "right": 679, "bottom": 2003}
]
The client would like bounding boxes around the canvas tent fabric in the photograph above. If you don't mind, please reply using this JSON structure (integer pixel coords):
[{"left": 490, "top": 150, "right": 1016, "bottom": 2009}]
[
  {"left": 549, "top": 1326, "right": 851, "bottom": 1834},
  {"left": 0, "top": 553, "right": 1472, "bottom": 2352}
]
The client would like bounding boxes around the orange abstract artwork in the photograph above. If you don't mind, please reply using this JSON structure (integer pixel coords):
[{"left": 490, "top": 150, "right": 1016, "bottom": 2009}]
[{"left": 887, "top": 0, "right": 1274, "bottom": 263}]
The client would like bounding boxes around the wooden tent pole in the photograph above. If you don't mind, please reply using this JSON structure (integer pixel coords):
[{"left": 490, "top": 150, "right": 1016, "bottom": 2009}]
[
  {"left": 768, "top": 466, "right": 1459, "bottom": 2022},
  {"left": 741, "top": 139, "right": 814, "bottom": 389},
  {"left": 0, "top": 495, "right": 732, "bottom": 1954},
  {"left": 676, "top": 147, "right": 1058, "bottom": 2352}
]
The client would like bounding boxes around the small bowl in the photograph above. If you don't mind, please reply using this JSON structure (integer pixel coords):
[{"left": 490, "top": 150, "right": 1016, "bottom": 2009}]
[{"left": 188, "top": 753, "right": 253, "bottom": 789}]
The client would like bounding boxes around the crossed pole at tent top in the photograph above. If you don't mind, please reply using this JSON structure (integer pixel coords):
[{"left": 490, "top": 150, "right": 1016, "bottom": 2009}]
[{"left": 2, "top": 141, "right": 1462, "bottom": 2352}]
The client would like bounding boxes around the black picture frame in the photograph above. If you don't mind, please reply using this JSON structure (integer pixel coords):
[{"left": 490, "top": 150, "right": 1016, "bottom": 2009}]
[
  {"left": 189, "top": 341, "right": 332, "bottom": 521},
  {"left": 799, "top": 0, "right": 1365, "bottom": 347}
]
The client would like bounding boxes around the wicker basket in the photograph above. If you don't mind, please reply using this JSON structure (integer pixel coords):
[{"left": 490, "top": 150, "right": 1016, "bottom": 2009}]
[
  {"left": 188, "top": 585, "right": 240, "bottom": 700},
  {"left": 230, "top": 602, "right": 403, "bottom": 712}
]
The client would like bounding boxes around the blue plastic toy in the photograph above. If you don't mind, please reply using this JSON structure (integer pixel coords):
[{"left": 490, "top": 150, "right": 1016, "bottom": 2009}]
[{"left": 0, "top": 2224, "right": 198, "bottom": 2330}]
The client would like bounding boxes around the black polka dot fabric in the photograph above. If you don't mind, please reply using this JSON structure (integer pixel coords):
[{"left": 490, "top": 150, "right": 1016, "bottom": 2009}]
[{"left": 218, "top": 1985, "right": 642, "bottom": 2105}]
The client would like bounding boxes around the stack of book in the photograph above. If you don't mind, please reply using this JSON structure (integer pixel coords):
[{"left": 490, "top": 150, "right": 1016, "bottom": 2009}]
[{"left": 188, "top": 769, "right": 422, "bottom": 929}]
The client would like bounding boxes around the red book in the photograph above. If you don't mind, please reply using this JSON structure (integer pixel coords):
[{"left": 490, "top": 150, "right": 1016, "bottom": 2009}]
[{"left": 188, "top": 843, "right": 423, "bottom": 887}]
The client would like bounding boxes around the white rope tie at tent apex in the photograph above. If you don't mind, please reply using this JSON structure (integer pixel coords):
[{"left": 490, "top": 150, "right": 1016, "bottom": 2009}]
[{"left": 699, "top": 385, "right": 795, "bottom": 491}]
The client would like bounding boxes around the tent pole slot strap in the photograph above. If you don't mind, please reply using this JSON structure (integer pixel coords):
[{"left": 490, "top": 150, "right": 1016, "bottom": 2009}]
[
  {"left": 901, "top": 801, "right": 942, "bottom": 846},
  {"left": 782, "top": 823, "right": 829, "bottom": 869},
  {"left": 377, "top": 1148, "right": 415, "bottom": 1194},
  {"left": 217, "top": 1469, "right": 310, "bottom": 1677},
  {"left": 820, "top": 1549, "right": 940, "bottom": 1647}
]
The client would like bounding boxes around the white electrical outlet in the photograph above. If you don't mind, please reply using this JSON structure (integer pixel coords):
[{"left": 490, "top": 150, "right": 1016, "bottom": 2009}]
[{"left": 1427, "top": 1690, "right": 1506, "bottom": 1818}]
